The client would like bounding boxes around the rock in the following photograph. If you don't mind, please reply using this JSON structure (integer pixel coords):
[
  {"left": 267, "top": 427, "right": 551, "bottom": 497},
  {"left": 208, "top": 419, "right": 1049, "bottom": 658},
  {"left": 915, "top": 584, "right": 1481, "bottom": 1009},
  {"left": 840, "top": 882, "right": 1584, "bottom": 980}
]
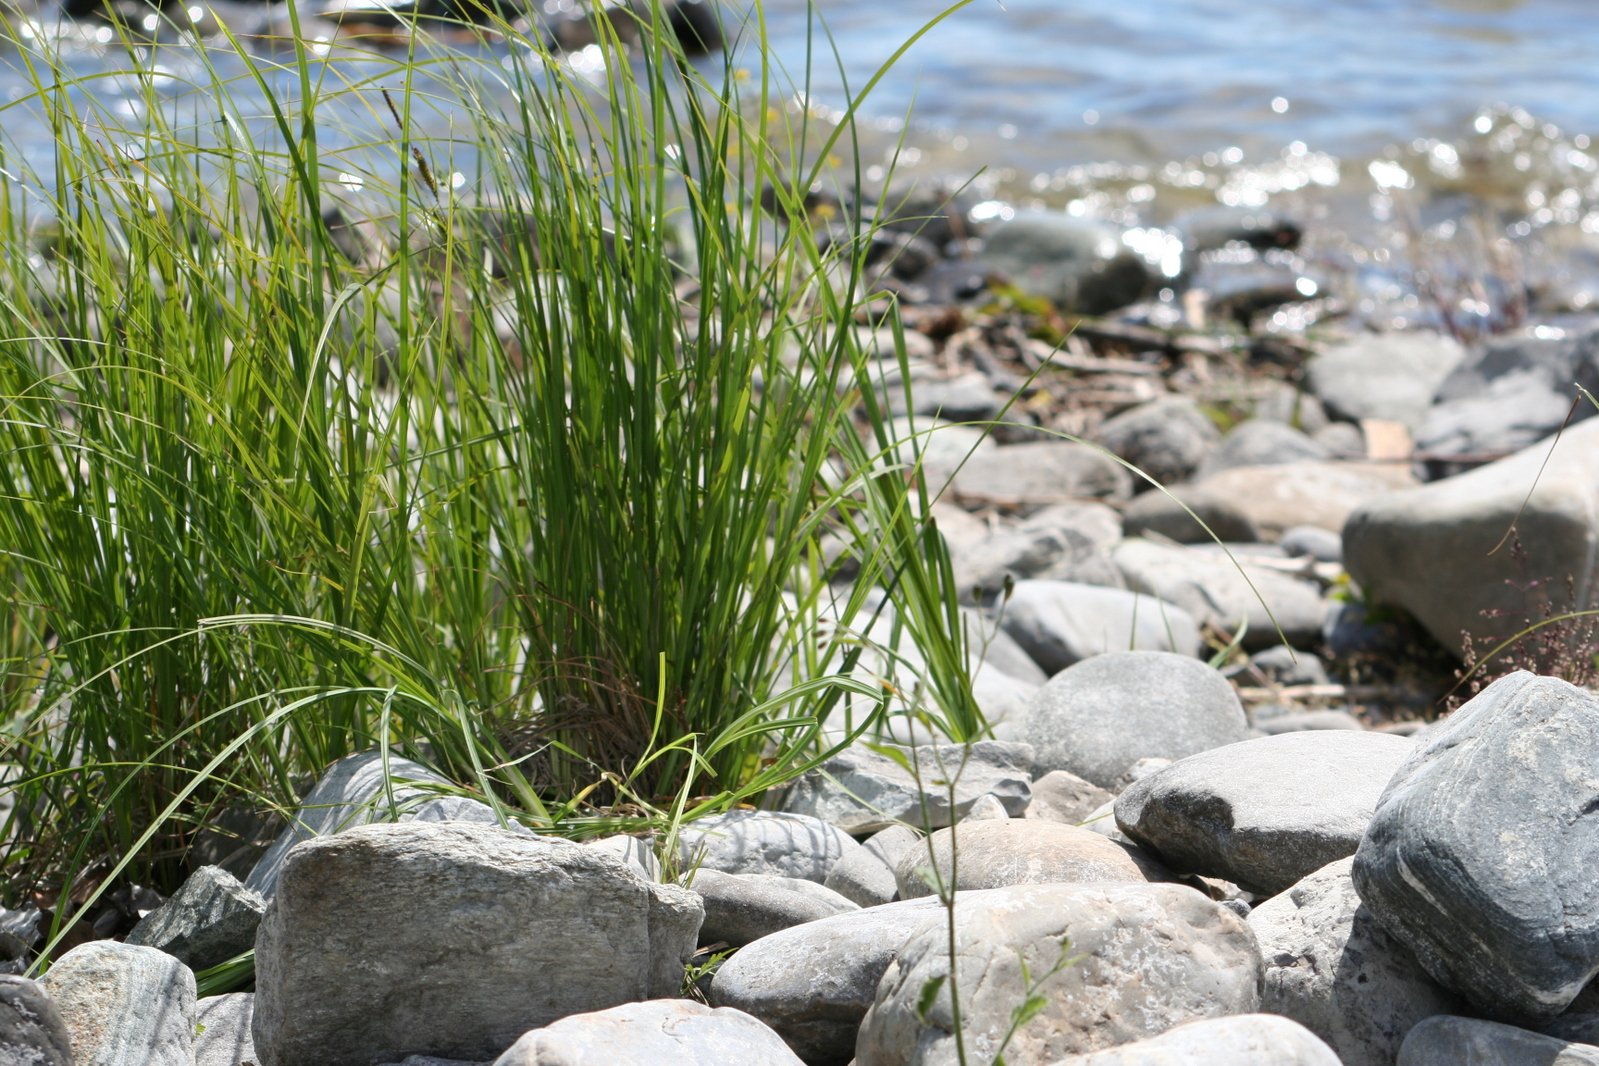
[
  {"left": 1175, "top": 205, "right": 1303, "bottom": 257},
  {"left": 1094, "top": 396, "right": 1221, "bottom": 486},
  {"left": 688, "top": 871, "right": 858, "bottom": 948},
  {"left": 1281, "top": 525, "right": 1343, "bottom": 562},
  {"left": 195, "top": 993, "right": 256, "bottom": 1066},
  {"left": 1415, "top": 323, "right": 1599, "bottom": 466},
  {"left": 1248, "top": 858, "right": 1466, "bottom": 1066},
  {"left": 246, "top": 749, "right": 477, "bottom": 898},
  {"left": 1115, "top": 730, "right": 1414, "bottom": 893},
  {"left": 1399, "top": 1016, "right": 1599, "bottom": 1066},
  {"left": 894, "top": 820, "right": 1163, "bottom": 899},
  {"left": 979, "top": 212, "right": 1152, "bottom": 314},
  {"left": 1352, "top": 672, "right": 1599, "bottom": 1020},
  {"left": 0, "top": 975, "right": 73, "bottom": 1066},
  {"left": 1048, "top": 1014, "right": 1342, "bottom": 1065},
  {"left": 962, "top": 793, "right": 1010, "bottom": 821},
  {"left": 950, "top": 440, "right": 1133, "bottom": 508},
  {"left": 1315, "top": 420, "right": 1367, "bottom": 457},
  {"left": 1244, "top": 645, "right": 1331, "bottom": 687},
  {"left": 1193, "top": 460, "right": 1418, "bottom": 538},
  {"left": 1343, "top": 417, "right": 1599, "bottom": 657},
  {"left": 824, "top": 825, "right": 918, "bottom": 908},
  {"left": 676, "top": 810, "right": 865, "bottom": 884},
  {"left": 890, "top": 420, "right": 996, "bottom": 497},
  {"left": 491, "top": 1000, "right": 804, "bottom": 1065},
  {"left": 252, "top": 821, "right": 702, "bottom": 1066},
  {"left": 1122, "top": 485, "right": 1262, "bottom": 544},
  {"left": 1252, "top": 382, "right": 1331, "bottom": 435},
  {"left": 1307, "top": 332, "right": 1466, "bottom": 431},
  {"left": 584, "top": 834, "right": 660, "bottom": 881},
  {"left": 1198, "top": 419, "right": 1330, "bottom": 478},
  {"left": 1256, "top": 709, "right": 1365, "bottom": 733},
  {"left": 1113, "top": 538, "right": 1327, "bottom": 649},
  {"left": 891, "top": 370, "right": 1001, "bottom": 422},
  {"left": 856, "top": 882, "right": 1263, "bottom": 1065},
  {"left": 38, "top": 941, "right": 196, "bottom": 1066},
  {"left": 124, "top": 864, "right": 266, "bottom": 971},
  {"left": 709, "top": 895, "right": 952, "bottom": 1065},
  {"left": 1024, "top": 651, "right": 1248, "bottom": 788},
  {"left": 950, "top": 503, "right": 1125, "bottom": 603},
  {"left": 997, "top": 580, "right": 1202, "bottom": 675},
  {"left": 779, "top": 741, "right": 1033, "bottom": 834},
  {"left": 1025, "top": 769, "right": 1114, "bottom": 825}
]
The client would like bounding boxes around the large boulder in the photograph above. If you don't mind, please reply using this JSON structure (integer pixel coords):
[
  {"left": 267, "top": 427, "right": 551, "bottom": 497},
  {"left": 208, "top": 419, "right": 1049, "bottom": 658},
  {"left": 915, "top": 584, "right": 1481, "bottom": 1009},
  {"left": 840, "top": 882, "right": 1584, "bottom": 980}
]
[
  {"left": 491, "top": 1000, "right": 804, "bottom": 1066},
  {"left": 1023, "top": 651, "right": 1248, "bottom": 788},
  {"left": 893, "top": 820, "right": 1162, "bottom": 899},
  {"left": 38, "top": 941, "right": 196, "bottom": 1066},
  {"left": 1352, "top": 672, "right": 1599, "bottom": 1019},
  {"left": 252, "top": 821, "right": 703, "bottom": 1066},
  {"left": 998, "top": 580, "right": 1202, "bottom": 676},
  {"left": 856, "top": 882, "right": 1263, "bottom": 1065},
  {"left": 1247, "top": 858, "right": 1466, "bottom": 1066},
  {"left": 1048, "top": 1015, "right": 1342, "bottom": 1066},
  {"left": 1115, "top": 730, "right": 1414, "bottom": 894},
  {"left": 1344, "top": 417, "right": 1599, "bottom": 657}
]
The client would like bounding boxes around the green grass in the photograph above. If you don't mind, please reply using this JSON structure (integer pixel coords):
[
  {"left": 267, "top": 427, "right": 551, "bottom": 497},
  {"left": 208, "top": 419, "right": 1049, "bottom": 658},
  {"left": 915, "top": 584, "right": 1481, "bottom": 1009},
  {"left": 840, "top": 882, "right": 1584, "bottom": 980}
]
[{"left": 0, "top": 0, "right": 987, "bottom": 952}]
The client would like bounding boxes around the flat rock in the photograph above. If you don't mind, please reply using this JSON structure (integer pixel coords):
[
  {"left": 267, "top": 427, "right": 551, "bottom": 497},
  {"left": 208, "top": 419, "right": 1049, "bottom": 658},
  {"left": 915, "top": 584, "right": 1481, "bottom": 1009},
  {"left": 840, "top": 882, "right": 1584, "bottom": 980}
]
[
  {"left": 779, "top": 741, "right": 1033, "bottom": 834},
  {"left": 949, "top": 440, "right": 1133, "bottom": 509},
  {"left": 1399, "top": 1016, "right": 1599, "bottom": 1066},
  {"left": 1352, "top": 672, "right": 1599, "bottom": 1019},
  {"left": 1023, "top": 650, "right": 1248, "bottom": 788},
  {"left": 1194, "top": 460, "right": 1417, "bottom": 538},
  {"left": 856, "top": 882, "right": 1263, "bottom": 1065},
  {"left": 125, "top": 864, "right": 266, "bottom": 971},
  {"left": 39, "top": 941, "right": 196, "bottom": 1066},
  {"left": 1049, "top": 1014, "right": 1342, "bottom": 1065},
  {"left": 1116, "top": 730, "right": 1414, "bottom": 893},
  {"left": 709, "top": 895, "right": 951, "bottom": 1065},
  {"left": 0, "top": 975, "right": 73, "bottom": 1066},
  {"left": 998, "top": 580, "right": 1202, "bottom": 676},
  {"left": 1307, "top": 331, "right": 1466, "bottom": 431},
  {"left": 1025, "top": 769, "right": 1114, "bottom": 825},
  {"left": 1114, "top": 538, "right": 1327, "bottom": 649},
  {"left": 824, "top": 825, "right": 919, "bottom": 908},
  {"left": 894, "top": 820, "right": 1163, "bottom": 899},
  {"left": 491, "top": 1000, "right": 804, "bottom": 1066},
  {"left": 688, "top": 871, "right": 858, "bottom": 948},
  {"left": 1343, "top": 417, "right": 1599, "bottom": 656},
  {"left": 252, "top": 821, "right": 702, "bottom": 1066},
  {"left": 676, "top": 810, "right": 864, "bottom": 884},
  {"left": 195, "top": 992, "right": 256, "bottom": 1066},
  {"left": 1248, "top": 858, "right": 1466, "bottom": 1066}
]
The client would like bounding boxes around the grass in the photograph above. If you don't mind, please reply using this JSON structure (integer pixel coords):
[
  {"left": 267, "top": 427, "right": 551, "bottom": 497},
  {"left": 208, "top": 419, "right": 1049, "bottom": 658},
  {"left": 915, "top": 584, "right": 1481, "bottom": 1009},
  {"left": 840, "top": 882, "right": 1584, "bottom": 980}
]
[{"left": 0, "top": 0, "right": 989, "bottom": 956}]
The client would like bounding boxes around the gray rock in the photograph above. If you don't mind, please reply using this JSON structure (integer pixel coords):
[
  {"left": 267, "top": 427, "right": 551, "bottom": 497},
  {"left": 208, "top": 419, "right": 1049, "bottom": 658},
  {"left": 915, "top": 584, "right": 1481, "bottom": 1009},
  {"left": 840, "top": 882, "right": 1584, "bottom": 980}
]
[
  {"left": 1116, "top": 730, "right": 1413, "bottom": 893},
  {"left": 709, "top": 895, "right": 952, "bottom": 1065},
  {"left": 961, "top": 606, "right": 1051, "bottom": 685},
  {"left": 1248, "top": 858, "right": 1466, "bottom": 1066},
  {"left": 39, "top": 941, "right": 195, "bottom": 1066},
  {"left": 1307, "top": 331, "right": 1466, "bottom": 431},
  {"left": 584, "top": 834, "right": 660, "bottom": 881},
  {"left": 1025, "top": 769, "right": 1115, "bottom": 825},
  {"left": 894, "top": 820, "right": 1163, "bottom": 899},
  {"left": 1198, "top": 419, "right": 1331, "bottom": 478},
  {"left": 1095, "top": 396, "right": 1221, "bottom": 487},
  {"left": 688, "top": 871, "right": 858, "bottom": 948},
  {"left": 1245, "top": 645, "right": 1331, "bottom": 687},
  {"left": 1080, "top": 799, "right": 1132, "bottom": 843},
  {"left": 1114, "top": 538, "right": 1327, "bottom": 649},
  {"left": 252, "top": 822, "right": 702, "bottom": 1066},
  {"left": 949, "top": 441, "right": 1133, "bottom": 509},
  {"left": 1343, "top": 417, "right": 1599, "bottom": 657},
  {"left": 195, "top": 993, "right": 255, "bottom": 1066},
  {"left": 856, "top": 882, "right": 1263, "bottom": 1065},
  {"left": 951, "top": 503, "right": 1125, "bottom": 603},
  {"left": 1314, "top": 420, "right": 1368, "bottom": 457},
  {"left": 998, "top": 580, "right": 1202, "bottom": 675},
  {"left": 1024, "top": 651, "right": 1248, "bottom": 788},
  {"left": 779, "top": 741, "right": 1033, "bottom": 834},
  {"left": 246, "top": 750, "right": 479, "bottom": 898},
  {"left": 676, "top": 810, "right": 865, "bottom": 884},
  {"left": 1399, "top": 1016, "right": 1599, "bottom": 1066},
  {"left": 824, "top": 825, "right": 919, "bottom": 908},
  {"left": 124, "top": 865, "right": 265, "bottom": 971},
  {"left": 1252, "top": 382, "right": 1330, "bottom": 434},
  {"left": 961, "top": 793, "right": 1010, "bottom": 821},
  {"left": 491, "top": 1000, "right": 804, "bottom": 1066},
  {"left": 0, "top": 975, "right": 73, "bottom": 1066},
  {"left": 892, "top": 370, "right": 1001, "bottom": 422},
  {"left": 1194, "top": 460, "right": 1418, "bottom": 538},
  {"left": 1256, "top": 710, "right": 1365, "bottom": 733},
  {"left": 1049, "top": 1014, "right": 1343, "bottom": 1065},
  {"left": 979, "top": 212, "right": 1151, "bottom": 314},
  {"left": 1352, "top": 672, "right": 1599, "bottom": 1019},
  {"left": 888, "top": 420, "right": 995, "bottom": 497},
  {"left": 1280, "top": 525, "right": 1343, "bottom": 562},
  {"left": 1122, "top": 485, "right": 1262, "bottom": 545}
]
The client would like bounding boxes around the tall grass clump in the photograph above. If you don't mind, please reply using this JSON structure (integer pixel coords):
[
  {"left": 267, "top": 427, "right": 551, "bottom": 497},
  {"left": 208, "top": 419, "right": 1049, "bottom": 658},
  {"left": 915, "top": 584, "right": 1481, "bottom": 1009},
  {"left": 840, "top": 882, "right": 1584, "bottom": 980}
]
[{"left": 0, "top": 0, "right": 984, "bottom": 944}]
